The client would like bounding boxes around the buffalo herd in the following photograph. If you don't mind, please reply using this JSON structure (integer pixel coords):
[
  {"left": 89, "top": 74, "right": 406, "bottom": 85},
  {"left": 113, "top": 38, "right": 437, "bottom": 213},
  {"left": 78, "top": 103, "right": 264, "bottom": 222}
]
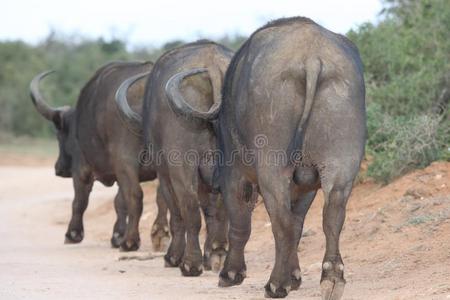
[{"left": 30, "top": 17, "right": 366, "bottom": 299}]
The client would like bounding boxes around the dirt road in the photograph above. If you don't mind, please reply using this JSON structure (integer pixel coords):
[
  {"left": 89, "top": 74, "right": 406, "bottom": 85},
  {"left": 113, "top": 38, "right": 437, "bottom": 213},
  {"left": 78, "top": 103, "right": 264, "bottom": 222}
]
[{"left": 1, "top": 158, "right": 449, "bottom": 299}]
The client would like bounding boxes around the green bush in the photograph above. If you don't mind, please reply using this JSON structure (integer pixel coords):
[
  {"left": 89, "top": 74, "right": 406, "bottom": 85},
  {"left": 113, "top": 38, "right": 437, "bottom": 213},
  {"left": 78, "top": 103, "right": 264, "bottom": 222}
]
[
  {"left": 366, "top": 103, "right": 449, "bottom": 183},
  {"left": 349, "top": 0, "right": 450, "bottom": 182},
  {"left": 348, "top": 0, "right": 450, "bottom": 116}
]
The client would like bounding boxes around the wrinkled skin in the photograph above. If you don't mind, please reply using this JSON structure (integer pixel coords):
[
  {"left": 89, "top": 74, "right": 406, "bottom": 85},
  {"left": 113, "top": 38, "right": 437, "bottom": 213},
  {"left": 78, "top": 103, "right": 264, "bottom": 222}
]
[
  {"left": 216, "top": 18, "right": 366, "bottom": 299},
  {"left": 31, "top": 62, "right": 170, "bottom": 252},
  {"left": 142, "top": 41, "right": 232, "bottom": 276}
]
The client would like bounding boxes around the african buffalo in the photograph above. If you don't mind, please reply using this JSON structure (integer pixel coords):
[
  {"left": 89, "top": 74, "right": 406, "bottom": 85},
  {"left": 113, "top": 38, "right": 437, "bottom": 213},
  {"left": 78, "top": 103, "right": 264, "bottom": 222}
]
[
  {"left": 168, "top": 18, "right": 366, "bottom": 299},
  {"left": 30, "top": 61, "right": 170, "bottom": 251},
  {"left": 116, "top": 40, "right": 232, "bottom": 275}
]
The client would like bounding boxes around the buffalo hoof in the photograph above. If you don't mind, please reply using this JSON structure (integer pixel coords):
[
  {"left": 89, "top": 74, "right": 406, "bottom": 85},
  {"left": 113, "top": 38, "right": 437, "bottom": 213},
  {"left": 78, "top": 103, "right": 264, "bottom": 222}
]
[
  {"left": 320, "top": 259, "right": 345, "bottom": 300},
  {"left": 164, "top": 254, "right": 182, "bottom": 268},
  {"left": 180, "top": 261, "right": 203, "bottom": 277},
  {"left": 204, "top": 247, "right": 227, "bottom": 273},
  {"left": 291, "top": 269, "right": 302, "bottom": 290},
  {"left": 110, "top": 232, "right": 125, "bottom": 248},
  {"left": 64, "top": 229, "right": 84, "bottom": 244},
  {"left": 151, "top": 224, "right": 170, "bottom": 252},
  {"left": 120, "top": 238, "right": 140, "bottom": 252},
  {"left": 264, "top": 282, "right": 291, "bottom": 298},
  {"left": 218, "top": 269, "right": 246, "bottom": 287},
  {"left": 203, "top": 259, "right": 211, "bottom": 271},
  {"left": 320, "top": 280, "right": 345, "bottom": 300}
]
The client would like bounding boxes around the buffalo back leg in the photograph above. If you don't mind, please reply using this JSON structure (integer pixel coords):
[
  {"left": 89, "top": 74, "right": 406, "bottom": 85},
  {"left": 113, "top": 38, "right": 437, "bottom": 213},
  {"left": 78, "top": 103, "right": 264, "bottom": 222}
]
[
  {"left": 218, "top": 169, "right": 252, "bottom": 288},
  {"left": 151, "top": 185, "right": 170, "bottom": 252},
  {"left": 257, "top": 168, "right": 298, "bottom": 298},
  {"left": 200, "top": 191, "right": 228, "bottom": 273},
  {"left": 169, "top": 172, "right": 203, "bottom": 277},
  {"left": 289, "top": 189, "right": 317, "bottom": 290},
  {"left": 159, "top": 176, "right": 185, "bottom": 268},
  {"left": 320, "top": 180, "right": 353, "bottom": 300},
  {"left": 111, "top": 188, "right": 127, "bottom": 248},
  {"left": 65, "top": 175, "right": 93, "bottom": 244},
  {"left": 116, "top": 168, "right": 143, "bottom": 251}
]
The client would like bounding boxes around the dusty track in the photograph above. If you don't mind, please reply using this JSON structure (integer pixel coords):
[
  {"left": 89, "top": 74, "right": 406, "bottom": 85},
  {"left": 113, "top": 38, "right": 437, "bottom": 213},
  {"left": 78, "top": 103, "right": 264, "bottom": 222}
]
[{"left": 0, "top": 155, "right": 449, "bottom": 299}]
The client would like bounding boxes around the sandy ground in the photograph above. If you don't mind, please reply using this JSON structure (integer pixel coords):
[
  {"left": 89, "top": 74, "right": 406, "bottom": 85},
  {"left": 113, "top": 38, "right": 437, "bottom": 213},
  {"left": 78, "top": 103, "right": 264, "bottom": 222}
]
[{"left": 0, "top": 153, "right": 449, "bottom": 299}]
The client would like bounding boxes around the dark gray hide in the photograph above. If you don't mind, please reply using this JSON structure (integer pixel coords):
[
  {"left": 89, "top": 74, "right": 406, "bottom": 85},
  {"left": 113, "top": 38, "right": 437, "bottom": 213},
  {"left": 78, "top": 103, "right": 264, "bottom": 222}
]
[
  {"left": 30, "top": 62, "right": 170, "bottom": 252},
  {"left": 216, "top": 17, "right": 366, "bottom": 299},
  {"left": 141, "top": 40, "right": 233, "bottom": 276},
  {"left": 164, "top": 18, "right": 366, "bottom": 298}
]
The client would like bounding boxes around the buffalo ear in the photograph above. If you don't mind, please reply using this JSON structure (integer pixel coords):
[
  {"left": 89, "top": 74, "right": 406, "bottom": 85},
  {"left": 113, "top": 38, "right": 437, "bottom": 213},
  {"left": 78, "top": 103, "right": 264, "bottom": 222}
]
[{"left": 52, "top": 110, "right": 65, "bottom": 131}]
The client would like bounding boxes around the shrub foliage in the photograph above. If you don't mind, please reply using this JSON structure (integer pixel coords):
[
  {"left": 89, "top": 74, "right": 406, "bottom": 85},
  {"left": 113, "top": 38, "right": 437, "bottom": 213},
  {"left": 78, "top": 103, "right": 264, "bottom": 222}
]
[{"left": 349, "top": 0, "right": 449, "bottom": 182}]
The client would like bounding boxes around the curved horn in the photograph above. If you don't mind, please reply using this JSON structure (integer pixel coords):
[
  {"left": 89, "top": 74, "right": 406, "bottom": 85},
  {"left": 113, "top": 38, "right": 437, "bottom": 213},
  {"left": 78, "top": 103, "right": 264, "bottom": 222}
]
[
  {"left": 115, "top": 72, "right": 150, "bottom": 125},
  {"left": 30, "top": 70, "right": 64, "bottom": 121},
  {"left": 165, "top": 68, "right": 222, "bottom": 121}
]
